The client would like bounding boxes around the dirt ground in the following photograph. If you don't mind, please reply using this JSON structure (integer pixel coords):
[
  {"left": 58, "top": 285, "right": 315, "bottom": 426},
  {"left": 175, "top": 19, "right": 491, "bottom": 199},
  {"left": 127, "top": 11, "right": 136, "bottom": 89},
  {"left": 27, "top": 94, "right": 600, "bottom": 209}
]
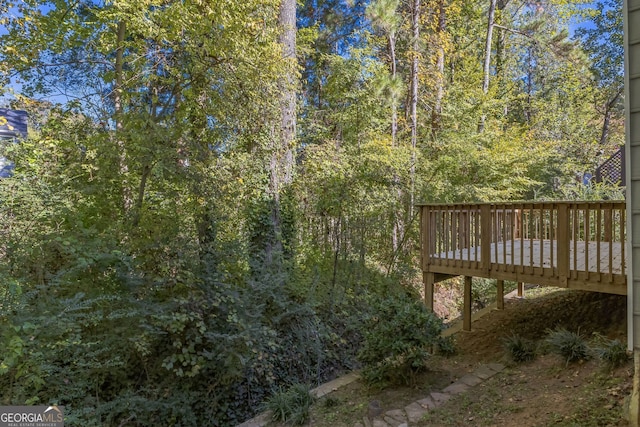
[
  {"left": 421, "top": 288, "right": 631, "bottom": 426},
  {"left": 300, "top": 288, "right": 632, "bottom": 427}
]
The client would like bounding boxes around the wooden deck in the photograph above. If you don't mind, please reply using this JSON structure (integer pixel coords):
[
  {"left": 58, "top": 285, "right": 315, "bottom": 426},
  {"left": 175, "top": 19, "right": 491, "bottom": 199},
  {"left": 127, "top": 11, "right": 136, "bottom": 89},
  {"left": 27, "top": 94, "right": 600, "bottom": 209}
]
[{"left": 418, "top": 201, "right": 627, "bottom": 330}]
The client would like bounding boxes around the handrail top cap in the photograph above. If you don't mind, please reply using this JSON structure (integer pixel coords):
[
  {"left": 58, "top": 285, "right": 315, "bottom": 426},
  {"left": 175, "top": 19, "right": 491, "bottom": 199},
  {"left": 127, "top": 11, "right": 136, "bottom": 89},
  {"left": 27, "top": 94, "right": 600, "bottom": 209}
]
[{"left": 415, "top": 200, "right": 625, "bottom": 207}]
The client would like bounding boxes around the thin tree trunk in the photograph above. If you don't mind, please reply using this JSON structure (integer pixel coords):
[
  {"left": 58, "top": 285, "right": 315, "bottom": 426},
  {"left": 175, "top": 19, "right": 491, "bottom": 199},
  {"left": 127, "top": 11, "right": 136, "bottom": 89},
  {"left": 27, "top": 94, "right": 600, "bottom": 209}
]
[
  {"left": 431, "top": 0, "right": 446, "bottom": 139},
  {"left": 599, "top": 89, "right": 622, "bottom": 146},
  {"left": 114, "top": 21, "right": 132, "bottom": 213},
  {"left": 478, "top": 0, "right": 497, "bottom": 133},
  {"left": 389, "top": 30, "right": 401, "bottom": 251},
  {"left": 131, "top": 163, "right": 151, "bottom": 227},
  {"left": 409, "top": 0, "right": 420, "bottom": 217},
  {"left": 525, "top": 46, "right": 533, "bottom": 124},
  {"left": 496, "top": 0, "right": 509, "bottom": 120},
  {"left": 390, "top": 32, "right": 398, "bottom": 146}
]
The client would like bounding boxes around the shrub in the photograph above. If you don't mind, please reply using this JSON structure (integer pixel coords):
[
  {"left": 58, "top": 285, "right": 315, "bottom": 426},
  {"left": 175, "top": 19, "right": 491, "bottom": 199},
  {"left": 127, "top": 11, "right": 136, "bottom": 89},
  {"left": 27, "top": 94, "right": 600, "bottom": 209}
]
[
  {"left": 357, "top": 293, "right": 443, "bottom": 387},
  {"left": 502, "top": 333, "right": 536, "bottom": 363},
  {"left": 592, "top": 334, "right": 629, "bottom": 370},
  {"left": 264, "top": 383, "right": 315, "bottom": 426},
  {"left": 436, "top": 335, "right": 457, "bottom": 357},
  {"left": 545, "top": 327, "right": 590, "bottom": 364}
]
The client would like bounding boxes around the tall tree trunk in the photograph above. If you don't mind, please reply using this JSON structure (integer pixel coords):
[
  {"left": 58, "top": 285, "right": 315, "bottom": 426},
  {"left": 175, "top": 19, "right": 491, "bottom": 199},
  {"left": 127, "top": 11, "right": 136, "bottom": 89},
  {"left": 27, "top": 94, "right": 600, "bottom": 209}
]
[
  {"left": 114, "top": 21, "right": 132, "bottom": 213},
  {"left": 431, "top": 0, "right": 446, "bottom": 140},
  {"left": 279, "top": 0, "right": 296, "bottom": 187},
  {"left": 495, "top": 0, "right": 510, "bottom": 77},
  {"left": 478, "top": 0, "right": 497, "bottom": 133},
  {"left": 525, "top": 46, "right": 533, "bottom": 124},
  {"left": 264, "top": 0, "right": 297, "bottom": 265},
  {"left": 390, "top": 32, "right": 398, "bottom": 146},
  {"left": 390, "top": 29, "right": 400, "bottom": 251},
  {"left": 495, "top": 0, "right": 509, "bottom": 120},
  {"left": 409, "top": 0, "right": 420, "bottom": 217}
]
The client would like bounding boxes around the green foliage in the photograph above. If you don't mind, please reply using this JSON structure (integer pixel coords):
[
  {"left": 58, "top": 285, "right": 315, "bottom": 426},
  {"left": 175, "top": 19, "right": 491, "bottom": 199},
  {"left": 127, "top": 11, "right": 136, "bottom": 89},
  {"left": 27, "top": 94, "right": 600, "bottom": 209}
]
[
  {"left": 544, "top": 328, "right": 590, "bottom": 365},
  {"left": 502, "top": 333, "right": 536, "bottom": 363},
  {"left": 264, "top": 383, "right": 315, "bottom": 426},
  {"left": 357, "top": 292, "right": 443, "bottom": 387},
  {"left": 591, "top": 334, "right": 629, "bottom": 370},
  {"left": 436, "top": 335, "right": 457, "bottom": 358},
  {"left": 556, "top": 180, "right": 625, "bottom": 201},
  {"left": 0, "top": 0, "right": 626, "bottom": 425}
]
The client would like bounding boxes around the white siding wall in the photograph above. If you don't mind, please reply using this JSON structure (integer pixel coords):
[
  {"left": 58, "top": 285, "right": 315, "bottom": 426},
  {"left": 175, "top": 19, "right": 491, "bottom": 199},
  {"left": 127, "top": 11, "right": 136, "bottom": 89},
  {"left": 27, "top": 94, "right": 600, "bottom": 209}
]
[{"left": 626, "top": 0, "right": 640, "bottom": 349}]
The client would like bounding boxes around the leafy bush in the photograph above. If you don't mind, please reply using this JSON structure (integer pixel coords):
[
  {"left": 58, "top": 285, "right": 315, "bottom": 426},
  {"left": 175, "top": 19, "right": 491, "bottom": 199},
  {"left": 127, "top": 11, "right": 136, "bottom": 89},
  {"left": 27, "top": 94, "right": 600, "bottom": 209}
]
[
  {"left": 502, "top": 333, "right": 536, "bottom": 363},
  {"left": 592, "top": 334, "right": 629, "bottom": 370},
  {"left": 357, "top": 292, "right": 443, "bottom": 387},
  {"left": 545, "top": 328, "right": 590, "bottom": 364},
  {"left": 264, "top": 383, "right": 315, "bottom": 426},
  {"left": 436, "top": 335, "right": 457, "bottom": 357}
]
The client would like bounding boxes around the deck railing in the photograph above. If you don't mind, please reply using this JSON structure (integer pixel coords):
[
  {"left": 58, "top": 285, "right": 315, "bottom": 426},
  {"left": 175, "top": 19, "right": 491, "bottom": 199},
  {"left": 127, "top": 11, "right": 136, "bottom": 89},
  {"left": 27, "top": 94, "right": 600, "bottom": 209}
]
[{"left": 419, "top": 201, "right": 626, "bottom": 292}]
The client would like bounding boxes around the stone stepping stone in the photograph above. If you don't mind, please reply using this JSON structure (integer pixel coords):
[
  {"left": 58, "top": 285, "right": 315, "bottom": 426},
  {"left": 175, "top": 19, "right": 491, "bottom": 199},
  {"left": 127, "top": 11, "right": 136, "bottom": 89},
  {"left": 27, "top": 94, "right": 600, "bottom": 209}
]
[
  {"left": 404, "top": 402, "right": 429, "bottom": 424},
  {"left": 384, "top": 409, "right": 407, "bottom": 425},
  {"left": 417, "top": 396, "right": 436, "bottom": 410},
  {"left": 443, "top": 381, "right": 470, "bottom": 395},
  {"left": 473, "top": 365, "right": 498, "bottom": 380},
  {"left": 372, "top": 418, "right": 391, "bottom": 427},
  {"left": 430, "top": 391, "right": 451, "bottom": 406},
  {"left": 459, "top": 373, "right": 484, "bottom": 387},
  {"left": 486, "top": 363, "right": 505, "bottom": 372},
  {"left": 383, "top": 416, "right": 407, "bottom": 427}
]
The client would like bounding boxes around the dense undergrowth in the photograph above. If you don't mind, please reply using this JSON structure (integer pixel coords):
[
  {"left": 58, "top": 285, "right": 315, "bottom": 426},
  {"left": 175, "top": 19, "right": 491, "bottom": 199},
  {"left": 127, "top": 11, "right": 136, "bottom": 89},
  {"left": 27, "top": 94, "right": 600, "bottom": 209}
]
[
  {"left": 0, "top": 168, "right": 434, "bottom": 426},
  {"left": 0, "top": 240, "right": 431, "bottom": 426},
  {"left": 0, "top": 109, "right": 443, "bottom": 426}
]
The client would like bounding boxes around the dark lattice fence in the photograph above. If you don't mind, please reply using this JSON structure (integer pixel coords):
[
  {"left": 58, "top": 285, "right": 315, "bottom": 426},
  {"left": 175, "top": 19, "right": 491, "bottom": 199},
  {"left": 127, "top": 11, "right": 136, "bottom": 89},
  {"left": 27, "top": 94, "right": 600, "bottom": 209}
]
[{"left": 595, "top": 147, "right": 625, "bottom": 186}]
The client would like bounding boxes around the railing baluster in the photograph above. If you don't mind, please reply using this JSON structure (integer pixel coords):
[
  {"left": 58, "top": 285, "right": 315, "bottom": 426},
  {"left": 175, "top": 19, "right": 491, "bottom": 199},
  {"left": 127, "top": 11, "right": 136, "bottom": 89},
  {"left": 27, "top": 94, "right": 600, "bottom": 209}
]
[
  {"left": 474, "top": 206, "right": 481, "bottom": 262},
  {"left": 495, "top": 207, "right": 500, "bottom": 267},
  {"left": 511, "top": 206, "right": 515, "bottom": 272},
  {"left": 608, "top": 204, "right": 614, "bottom": 278},
  {"left": 539, "top": 205, "right": 544, "bottom": 274},
  {"left": 550, "top": 205, "right": 555, "bottom": 271},
  {"left": 502, "top": 207, "right": 507, "bottom": 269},
  {"left": 622, "top": 207, "right": 626, "bottom": 275},
  {"left": 452, "top": 208, "right": 458, "bottom": 258},
  {"left": 520, "top": 207, "right": 525, "bottom": 272},
  {"left": 572, "top": 205, "right": 580, "bottom": 277},
  {"left": 596, "top": 204, "right": 601, "bottom": 275},
  {"left": 529, "top": 206, "right": 534, "bottom": 269},
  {"left": 585, "top": 206, "right": 590, "bottom": 276}
]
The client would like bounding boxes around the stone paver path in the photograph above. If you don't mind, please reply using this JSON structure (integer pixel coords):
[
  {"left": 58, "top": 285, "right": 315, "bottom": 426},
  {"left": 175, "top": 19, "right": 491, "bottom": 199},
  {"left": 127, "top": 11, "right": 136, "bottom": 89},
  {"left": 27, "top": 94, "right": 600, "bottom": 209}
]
[{"left": 353, "top": 363, "right": 505, "bottom": 427}]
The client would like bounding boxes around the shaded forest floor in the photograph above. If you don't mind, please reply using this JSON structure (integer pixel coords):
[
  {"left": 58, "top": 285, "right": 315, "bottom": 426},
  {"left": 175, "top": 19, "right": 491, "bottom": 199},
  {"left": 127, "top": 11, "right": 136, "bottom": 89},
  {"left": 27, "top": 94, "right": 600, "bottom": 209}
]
[{"left": 271, "top": 288, "right": 632, "bottom": 426}]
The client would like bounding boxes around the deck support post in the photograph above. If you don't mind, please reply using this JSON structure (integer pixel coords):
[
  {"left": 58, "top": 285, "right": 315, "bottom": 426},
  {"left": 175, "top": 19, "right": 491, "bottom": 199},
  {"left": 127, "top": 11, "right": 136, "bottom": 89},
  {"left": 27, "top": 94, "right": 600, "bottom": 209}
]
[
  {"left": 424, "top": 272, "right": 434, "bottom": 311},
  {"left": 496, "top": 279, "right": 504, "bottom": 310},
  {"left": 517, "top": 282, "right": 524, "bottom": 298},
  {"left": 463, "top": 276, "right": 472, "bottom": 331}
]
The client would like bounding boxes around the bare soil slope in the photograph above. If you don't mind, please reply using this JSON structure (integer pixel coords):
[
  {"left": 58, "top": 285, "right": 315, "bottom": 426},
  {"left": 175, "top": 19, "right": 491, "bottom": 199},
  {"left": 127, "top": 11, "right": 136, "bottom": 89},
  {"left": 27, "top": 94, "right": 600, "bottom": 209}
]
[{"left": 300, "top": 288, "right": 632, "bottom": 427}]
